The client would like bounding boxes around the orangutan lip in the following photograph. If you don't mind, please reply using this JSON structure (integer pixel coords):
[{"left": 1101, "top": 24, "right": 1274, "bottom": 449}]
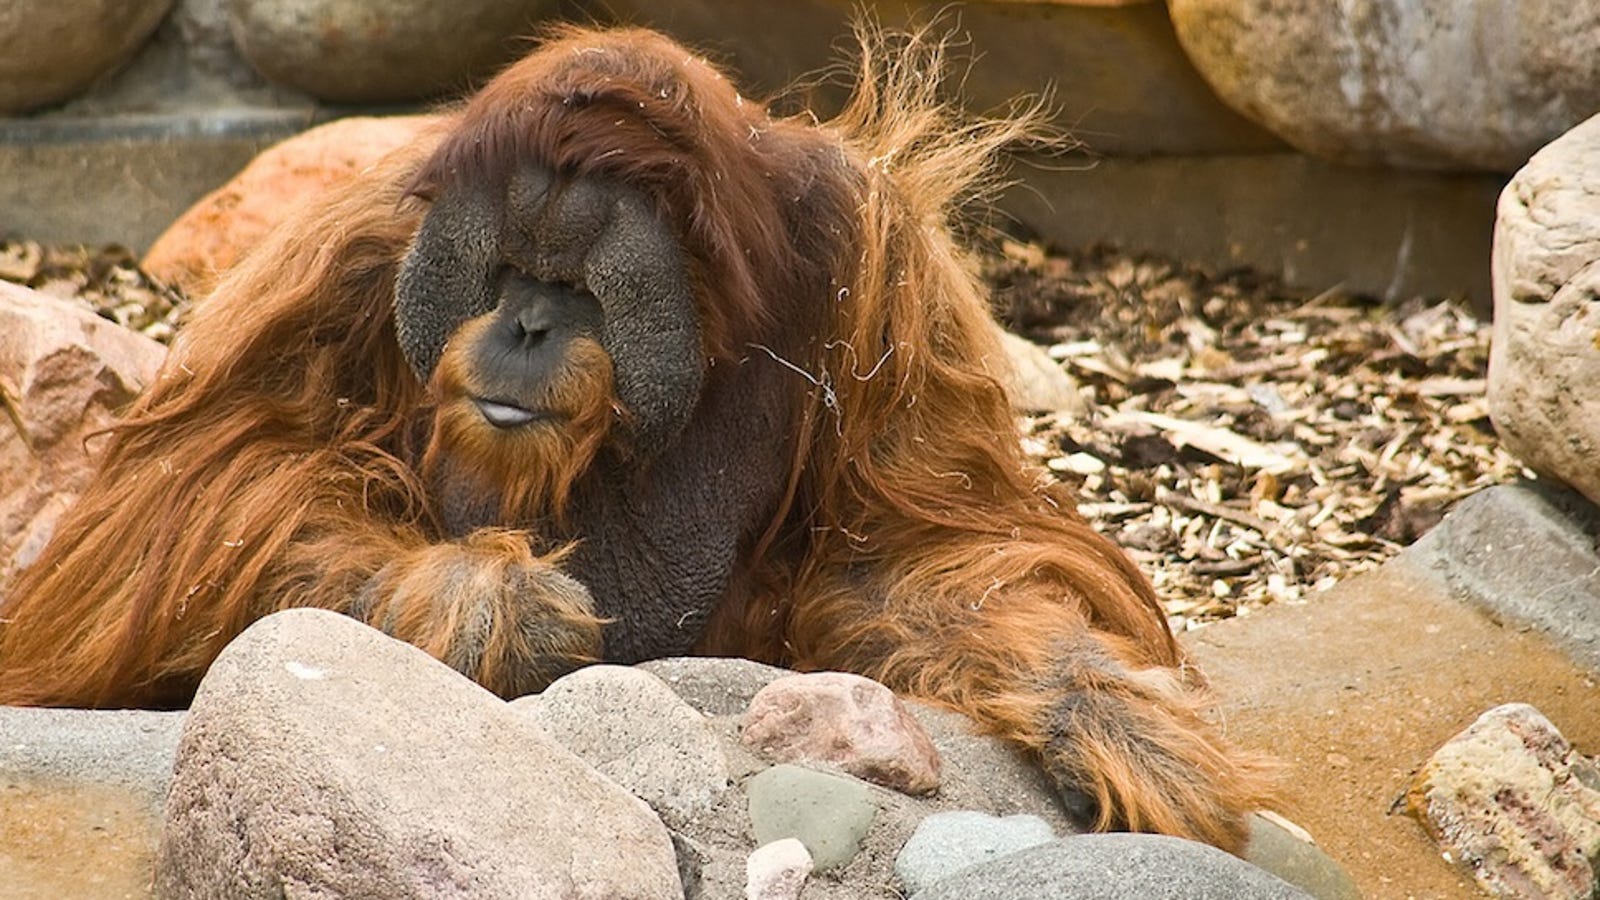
[{"left": 471, "top": 397, "right": 546, "bottom": 429}]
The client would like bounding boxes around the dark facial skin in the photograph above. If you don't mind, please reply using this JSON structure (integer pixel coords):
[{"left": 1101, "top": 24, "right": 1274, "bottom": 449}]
[
  {"left": 396, "top": 166, "right": 705, "bottom": 453},
  {"left": 394, "top": 167, "right": 798, "bottom": 662},
  {"left": 468, "top": 275, "right": 604, "bottom": 429}
]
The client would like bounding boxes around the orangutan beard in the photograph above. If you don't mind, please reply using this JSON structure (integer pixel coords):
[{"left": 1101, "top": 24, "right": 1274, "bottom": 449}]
[{"left": 421, "top": 324, "right": 618, "bottom": 532}]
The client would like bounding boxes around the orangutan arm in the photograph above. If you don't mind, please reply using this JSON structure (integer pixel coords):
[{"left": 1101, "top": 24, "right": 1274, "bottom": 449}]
[{"left": 723, "top": 529, "right": 1274, "bottom": 855}]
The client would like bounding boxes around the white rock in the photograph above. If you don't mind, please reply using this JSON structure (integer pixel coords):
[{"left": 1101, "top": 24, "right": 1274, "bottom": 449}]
[
  {"left": 994, "top": 325, "right": 1086, "bottom": 416},
  {"left": 1488, "top": 113, "right": 1600, "bottom": 506},
  {"left": 744, "top": 838, "right": 813, "bottom": 900},
  {"left": 1408, "top": 703, "right": 1600, "bottom": 898}
]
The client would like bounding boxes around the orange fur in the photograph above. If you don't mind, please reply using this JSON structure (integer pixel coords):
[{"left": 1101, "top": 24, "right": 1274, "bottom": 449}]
[{"left": 0, "top": 23, "right": 1271, "bottom": 850}]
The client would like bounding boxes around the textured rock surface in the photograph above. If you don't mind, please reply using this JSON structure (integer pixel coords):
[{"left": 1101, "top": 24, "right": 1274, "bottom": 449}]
[
  {"left": 1169, "top": 0, "right": 1600, "bottom": 171},
  {"left": 0, "top": 0, "right": 174, "bottom": 114},
  {"left": 1408, "top": 703, "right": 1600, "bottom": 899},
  {"left": 156, "top": 609, "right": 682, "bottom": 899},
  {"left": 514, "top": 664, "right": 729, "bottom": 827},
  {"left": 746, "top": 764, "right": 878, "bottom": 872},
  {"left": 744, "top": 838, "right": 813, "bottom": 900},
  {"left": 895, "top": 810, "right": 1055, "bottom": 895},
  {"left": 996, "top": 325, "right": 1086, "bottom": 417},
  {"left": 0, "top": 283, "right": 166, "bottom": 585},
  {"left": 1488, "top": 114, "right": 1600, "bottom": 505},
  {"left": 142, "top": 114, "right": 437, "bottom": 295},
  {"left": 639, "top": 656, "right": 790, "bottom": 716},
  {"left": 742, "top": 672, "right": 941, "bottom": 795},
  {"left": 228, "top": 0, "right": 555, "bottom": 103},
  {"left": 911, "top": 834, "right": 1311, "bottom": 899},
  {"left": 10, "top": 651, "right": 1349, "bottom": 899},
  {"left": 1405, "top": 481, "right": 1600, "bottom": 672}
]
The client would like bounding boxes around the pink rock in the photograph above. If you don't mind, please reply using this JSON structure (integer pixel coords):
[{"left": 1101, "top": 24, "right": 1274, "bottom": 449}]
[
  {"left": 142, "top": 115, "right": 440, "bottom": 296},
  {"left": 0, "top": 283, "right": 165, "bottom": 585},
  {"left": 740, "top": 672, "right": 941, "bottom": 795},
  {"left": 744, "top": 838, "right": 812, "bottom": 900},
  {"left": 1408, "top": 703, "right": 1600, "bottom": 899}
]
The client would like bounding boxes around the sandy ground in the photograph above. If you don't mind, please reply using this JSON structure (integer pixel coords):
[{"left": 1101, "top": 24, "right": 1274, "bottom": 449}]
[
  {"left": 1185, "top": 552, "right": 1600, "bottom": 899},
  {"left": 0, "top": 782, "right": 157, "bottom": 899}
]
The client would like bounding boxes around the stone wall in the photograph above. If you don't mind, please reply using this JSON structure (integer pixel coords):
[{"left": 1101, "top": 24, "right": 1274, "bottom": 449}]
[{"left": 3, "top": 0, "right": 1597, "bottom": 308}]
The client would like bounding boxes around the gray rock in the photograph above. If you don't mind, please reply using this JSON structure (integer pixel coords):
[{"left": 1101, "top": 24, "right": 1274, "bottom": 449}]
[
  {"left": 637, "top": 659, "right": 1079, "bottom": 899},
  {"left": 0, "top": 283, "right": 167, "bottom": 586},
  {"left": 156, "top": 609, "right": 683, "bottom": 899},
  {"left": 640, "top": 656, "right": 790, "bottom": 716},
  {"left": 1, "top": 707, "right": 183, "bottom": 899},
  {"left": 1405, "top": 481, "right": 1600, "bottom": 672},
  {"left": 515, "top": 664, "right": 730, "bottom": 827},
  {"left": 1170, "top": 0, "right": 1600, "bottom": 172},
  {"left": 911, "top": 833, "right": 1313, "bottom": 900},
  {"left": 0, "top": 0, "right": 173, "bottom": 113},
  {"left": 742, "top": 672, "right": 941, "bottom": 796},
  {"left": 1243, "top": 814, "right": 1361, "bottom": 900},
  {"left": 0, "top": 707, "right": 184, "bottom": 810},
  {"left": 228, "top": 0, "right": 556, "bottom": 103},
  {"left": 906, "top": 703, "right": 1080, "bottom": 834},
  {"left": 895, "top": 810, "right": 1055, "bottom": 895},
  {"left": 1408, "top": 703, "right": 1600, "bottom": 898},
  {"left": 1489, "top": 113, "right": 1600, "bottom": 505},
  {"left": 746, "top": 764, "right": 877, "bottom": 873}
]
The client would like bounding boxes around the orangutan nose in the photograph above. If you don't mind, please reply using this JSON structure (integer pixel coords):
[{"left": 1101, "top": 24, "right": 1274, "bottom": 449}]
[{"left": 512, "top": 299, "right": 556, "bottom": 347}]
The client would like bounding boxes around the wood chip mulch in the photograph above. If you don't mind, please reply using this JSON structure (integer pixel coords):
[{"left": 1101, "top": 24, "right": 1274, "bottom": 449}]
[
  {"left": 0, "top": 240, "right": 185, "bottom": 341},
  {"left": 1, "top": 238, "right": 1524, "bottom": 630},
  {"left": 986, "top": 240, "right": 1524, "bottom": 630}
]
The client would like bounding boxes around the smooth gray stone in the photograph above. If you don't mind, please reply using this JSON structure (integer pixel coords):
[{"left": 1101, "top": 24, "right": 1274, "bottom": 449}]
[
  {"left": 911, "top": 833, "right": 1312, "bottom": 900},
  {"left": 0, "top": 706, "right": 184, "bottom": 809},
  {"left": 895, "top": 810, "right": 1055, "bottom": 894},
  {"left": 747, "top": 764, "right": 877, "bottom": 872}
]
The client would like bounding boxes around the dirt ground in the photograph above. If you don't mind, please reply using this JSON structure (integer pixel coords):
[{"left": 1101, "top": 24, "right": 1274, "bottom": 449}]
[{"left": 1184, "top": 553, "right": 1600, "bottom": 899}]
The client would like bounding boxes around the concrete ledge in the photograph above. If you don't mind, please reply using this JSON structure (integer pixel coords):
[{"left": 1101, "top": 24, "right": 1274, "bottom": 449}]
[
  {"left": 1404, "top": 480, "right": 1600, "bottom": 672},
  {"left": 0, "top": 119, "right": 1502, "bottom": 309},
  {"left": 1003, "top": 153, "right": 1504, "bottom": 306},
  {"left": 0, "top": 111, "right": 309, "bottom": 250}
]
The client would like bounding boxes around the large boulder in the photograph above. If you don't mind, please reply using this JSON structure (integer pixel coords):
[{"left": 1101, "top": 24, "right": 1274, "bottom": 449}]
[
  {"left": 1169, "top": 0, "right": 1600, "bottom": 171},
  {"left": 156, "top": 608, "right": 683, "bottom": 899},
  {"left": 142, "top": 114, "right": 438, "bottom": 296},
  {"left": 0, "top": 0, "right": 173, "bottom": 114},
  {"left": 1487, "top": 114, "right": 1600, "bottom": 507},
  {"left": 0, "top": 283, "right": 165, "bottom": 584},
  {"left": 228, "top": 0, "right": 555, "bottom": 103}
]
